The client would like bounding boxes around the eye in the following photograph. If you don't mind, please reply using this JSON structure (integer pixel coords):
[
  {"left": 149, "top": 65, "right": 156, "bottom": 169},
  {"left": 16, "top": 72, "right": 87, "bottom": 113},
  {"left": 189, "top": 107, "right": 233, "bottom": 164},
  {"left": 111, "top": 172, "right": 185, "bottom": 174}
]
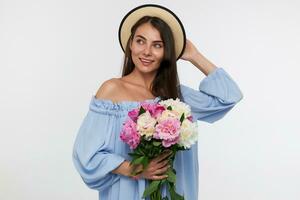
[
  {"left": 136, "top": 39, "right": 144, "bottom": 44},
  {"left": 154, "top": 43, "right": 163, "bottom": 48}
]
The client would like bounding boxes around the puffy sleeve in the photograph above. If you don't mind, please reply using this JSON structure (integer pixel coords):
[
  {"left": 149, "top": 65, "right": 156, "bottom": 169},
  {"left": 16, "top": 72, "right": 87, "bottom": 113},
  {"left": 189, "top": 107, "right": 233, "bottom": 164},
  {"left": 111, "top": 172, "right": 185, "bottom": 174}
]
[
  {"left": 180, "top": 67, "right": 243, "bottom": 123},
  {"left": 72, "top": 97, "right": 126, "bottom": 192}
]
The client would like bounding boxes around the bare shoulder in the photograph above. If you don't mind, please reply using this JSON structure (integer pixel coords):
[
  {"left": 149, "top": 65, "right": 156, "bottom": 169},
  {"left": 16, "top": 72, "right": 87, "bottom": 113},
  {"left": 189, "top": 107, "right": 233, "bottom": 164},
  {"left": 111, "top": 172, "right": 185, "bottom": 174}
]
[{"left": 95, "top": 78, "right": 123, "bottom": 100}]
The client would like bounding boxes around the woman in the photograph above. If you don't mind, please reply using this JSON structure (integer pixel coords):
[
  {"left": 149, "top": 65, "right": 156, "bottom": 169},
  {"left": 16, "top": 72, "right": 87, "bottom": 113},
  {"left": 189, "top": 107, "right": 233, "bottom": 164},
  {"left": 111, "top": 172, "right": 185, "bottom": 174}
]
[{"left": 72, "top": 4, "right": 243, "bottom": 200}]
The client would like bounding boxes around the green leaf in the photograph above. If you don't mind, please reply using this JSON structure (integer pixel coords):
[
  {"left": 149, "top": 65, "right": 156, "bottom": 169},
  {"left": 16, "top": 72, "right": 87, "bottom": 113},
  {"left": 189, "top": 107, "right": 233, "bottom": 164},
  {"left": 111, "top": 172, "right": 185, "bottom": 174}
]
[
  {"left": 153, "top": 141, "right": 161, "bottom": 146},
  {"left": 180, "top": 113, "right": 185, "bottom": 123},
  {"left": 128, "top": 152, "right": 143, "bottom": 160},
  {"left": 167, "top": 182, "right": 184, "bottom": 200},
  {"left": 166, "top": 168, "right": 176, "bottom": 183},
  {"left": 136, "top": 148, "right": 144, "bottom": 156},
  {"left": 131, "top": 156, "right": 145, "bottom": 165},
  {"left": 142, "top": 180, "right": 161, "bottom": 198},
  {"left": 128, "top": 152, "right": 137, "bottom": 157},
  {"left": 138, "top": 106, "right": 146, "bottom": 115},
  {"left": 167, "top": 105, "right": 172, "bottom": 110},
  {"left": 171, "top": 190, "right": 184, "bottom": 200},
  {"left": 141, "top": 156, "right": 149, "bottom": 169},
  {"left": 128, "top": 151, "right": 143, "bottom": 156}
]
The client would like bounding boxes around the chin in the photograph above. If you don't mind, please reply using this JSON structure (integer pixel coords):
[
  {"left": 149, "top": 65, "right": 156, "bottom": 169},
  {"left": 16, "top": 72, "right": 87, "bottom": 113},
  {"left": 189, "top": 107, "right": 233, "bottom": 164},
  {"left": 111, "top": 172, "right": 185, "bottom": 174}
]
[
  {"left": 138, "top": 67, "right": 157, "bottom": 73},
  {"left": 136, "top": 64, "right": 159, "bottom": 73}
]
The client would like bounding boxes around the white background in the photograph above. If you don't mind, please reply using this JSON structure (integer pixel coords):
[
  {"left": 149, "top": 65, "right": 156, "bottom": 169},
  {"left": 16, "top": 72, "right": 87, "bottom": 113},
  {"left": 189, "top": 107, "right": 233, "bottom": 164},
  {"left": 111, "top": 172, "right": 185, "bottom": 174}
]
[{"left": 1, "top": 0, "right": 300, "bottom": 200}]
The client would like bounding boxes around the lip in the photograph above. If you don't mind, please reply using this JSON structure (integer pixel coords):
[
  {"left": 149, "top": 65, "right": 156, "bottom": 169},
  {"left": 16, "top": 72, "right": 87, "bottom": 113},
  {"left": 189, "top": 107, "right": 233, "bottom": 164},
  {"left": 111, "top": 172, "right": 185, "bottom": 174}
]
[
  {"left": 140, "top": 58, "right": 154, "bottom": 62},
  {"left": 139, "top": 58, "right": 154, "bottom": 66}
]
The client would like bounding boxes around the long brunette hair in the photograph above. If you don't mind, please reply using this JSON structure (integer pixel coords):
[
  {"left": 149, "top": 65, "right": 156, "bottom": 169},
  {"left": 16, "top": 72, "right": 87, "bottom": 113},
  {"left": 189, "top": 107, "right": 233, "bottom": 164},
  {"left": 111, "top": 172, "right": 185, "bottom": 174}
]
[{"left": 121, "top": 16, "right": 182, "bottom": 100}]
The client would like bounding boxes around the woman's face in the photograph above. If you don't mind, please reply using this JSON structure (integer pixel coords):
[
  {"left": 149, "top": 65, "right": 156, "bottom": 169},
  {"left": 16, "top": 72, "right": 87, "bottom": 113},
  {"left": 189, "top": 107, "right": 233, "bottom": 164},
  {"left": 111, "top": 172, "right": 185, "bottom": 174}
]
[{"left": 130, "top": 22, "right": 164, "bottom": 74}]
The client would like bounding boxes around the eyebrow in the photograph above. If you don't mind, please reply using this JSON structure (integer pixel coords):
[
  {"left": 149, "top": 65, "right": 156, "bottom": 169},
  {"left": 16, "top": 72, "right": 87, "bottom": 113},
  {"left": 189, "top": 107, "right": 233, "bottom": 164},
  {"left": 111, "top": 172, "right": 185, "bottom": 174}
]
[{"left": 135, "top": 35, "right": 163, "bottom": 43}]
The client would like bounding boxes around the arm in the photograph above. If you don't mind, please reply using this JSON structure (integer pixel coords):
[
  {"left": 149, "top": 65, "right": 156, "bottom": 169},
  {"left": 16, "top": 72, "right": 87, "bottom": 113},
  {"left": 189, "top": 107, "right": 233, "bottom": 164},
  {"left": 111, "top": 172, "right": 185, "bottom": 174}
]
[
  {"left": 180, "top": 67, "right": 243, "bottom": 123},
  {"left": 180, "top": 39, "right": 243, "bottom": 123},
  {"left": 72, "top": 81, "right": 126, "bottom": 191},
  {"left": 72, "top": 109, "right": 126, "bottom": 191},
  {"left": 180, "top": 39, "right": 217, "bottom": 75},
  {"left": 111, "top": 160, "right": 135, "bottom": 177},
  {"left": 112, "top": 152, "right": 173, "bottom": 181}
]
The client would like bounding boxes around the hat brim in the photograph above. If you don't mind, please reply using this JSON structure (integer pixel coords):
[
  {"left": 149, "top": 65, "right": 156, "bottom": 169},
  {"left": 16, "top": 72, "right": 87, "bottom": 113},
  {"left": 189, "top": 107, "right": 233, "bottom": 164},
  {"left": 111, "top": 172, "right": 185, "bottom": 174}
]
[{"left": 118, "top": 4, "right": 186, "bottom": 60}]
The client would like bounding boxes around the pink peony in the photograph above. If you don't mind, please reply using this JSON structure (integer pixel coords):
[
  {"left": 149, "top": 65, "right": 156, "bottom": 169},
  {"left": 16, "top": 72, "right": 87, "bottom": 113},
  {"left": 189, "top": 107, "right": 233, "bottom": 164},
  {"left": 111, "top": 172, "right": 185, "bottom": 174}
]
[
  {"left": 120, "top": 119, "right": 140, "bottom": 149},
  {"left": 187, "top": 115, "right": 193, "bottom": 122},
  {"left": 128, "top": 108, "right": 139, "bottom": 122},
  {"left": 153, "top": 118, "right": 181, "bottom": 147},
  {"left": 141, "top": 102, "right": 165, "bottom": 118}
]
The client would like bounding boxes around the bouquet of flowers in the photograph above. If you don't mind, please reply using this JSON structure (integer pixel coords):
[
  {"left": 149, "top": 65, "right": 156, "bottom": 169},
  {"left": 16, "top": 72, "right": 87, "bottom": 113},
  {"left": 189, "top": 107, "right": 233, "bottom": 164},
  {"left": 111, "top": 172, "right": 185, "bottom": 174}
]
[{"left": 120, "top": 98, "right": 198, "bottom": 200}]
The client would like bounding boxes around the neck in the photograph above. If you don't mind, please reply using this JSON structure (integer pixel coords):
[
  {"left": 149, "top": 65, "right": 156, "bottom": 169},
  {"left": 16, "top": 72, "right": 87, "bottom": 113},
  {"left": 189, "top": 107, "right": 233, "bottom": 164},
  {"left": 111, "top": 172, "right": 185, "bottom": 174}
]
[{"left": 127, "top": 68, "right": 157, "bottom": 90}]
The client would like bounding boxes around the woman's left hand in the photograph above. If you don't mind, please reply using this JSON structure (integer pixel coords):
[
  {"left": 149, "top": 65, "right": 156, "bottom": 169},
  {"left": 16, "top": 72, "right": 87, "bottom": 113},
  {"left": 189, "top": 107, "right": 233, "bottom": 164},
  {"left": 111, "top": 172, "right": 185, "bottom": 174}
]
[{"left": 180, "top": 39, "right": 200, "bottom": 62}]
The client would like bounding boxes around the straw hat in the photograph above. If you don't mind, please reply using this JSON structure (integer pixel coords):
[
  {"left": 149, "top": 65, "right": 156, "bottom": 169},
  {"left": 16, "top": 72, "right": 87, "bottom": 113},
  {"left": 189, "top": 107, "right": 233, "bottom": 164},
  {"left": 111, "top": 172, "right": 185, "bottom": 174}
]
[{"left": 118, "top": 4, "right": 186, "bottom": 60}]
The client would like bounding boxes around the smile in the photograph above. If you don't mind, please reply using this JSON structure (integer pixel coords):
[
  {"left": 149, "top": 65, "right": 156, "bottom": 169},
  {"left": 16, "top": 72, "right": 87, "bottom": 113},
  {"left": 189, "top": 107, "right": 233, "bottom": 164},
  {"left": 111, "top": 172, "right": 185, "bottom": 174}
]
[{"left": 139, "top": 58, "right": 154, "bottom": 66}]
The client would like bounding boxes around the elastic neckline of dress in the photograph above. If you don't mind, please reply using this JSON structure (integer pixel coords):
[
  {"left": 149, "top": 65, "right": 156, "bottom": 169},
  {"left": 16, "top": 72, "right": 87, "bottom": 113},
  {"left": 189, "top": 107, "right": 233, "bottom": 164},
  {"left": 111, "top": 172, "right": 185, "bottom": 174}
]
[{"left": 92, "top": 95, "right": 161, "bottom": 105}]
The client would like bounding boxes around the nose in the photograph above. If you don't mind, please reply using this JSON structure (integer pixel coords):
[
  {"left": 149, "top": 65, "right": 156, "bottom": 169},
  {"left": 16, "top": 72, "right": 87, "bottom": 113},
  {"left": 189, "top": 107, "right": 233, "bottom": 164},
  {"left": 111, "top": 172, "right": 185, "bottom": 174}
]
[{"left": 143, "top": 44, "right": 152, "bottom": 56}]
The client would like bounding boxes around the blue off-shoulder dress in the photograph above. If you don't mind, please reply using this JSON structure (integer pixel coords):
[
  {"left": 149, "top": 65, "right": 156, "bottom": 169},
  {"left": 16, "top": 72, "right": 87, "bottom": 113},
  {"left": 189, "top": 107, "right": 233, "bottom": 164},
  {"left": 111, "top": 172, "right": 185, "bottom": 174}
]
[{"left": 72, "top": 67, "right": 243, "bottom": 200}]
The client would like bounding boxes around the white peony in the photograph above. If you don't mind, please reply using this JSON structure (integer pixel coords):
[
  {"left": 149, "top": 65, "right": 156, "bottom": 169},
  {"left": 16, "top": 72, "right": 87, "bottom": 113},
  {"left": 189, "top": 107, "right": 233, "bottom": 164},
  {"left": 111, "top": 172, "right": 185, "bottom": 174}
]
[
  {"left": 159, "top": 98, "right": 191, "bottom": 119},
  {"left": 178, "top": 119, "right": 198, "bottom": 149},
  {"left": 157, "top": 109, "right": 180, "bottom": 123},
  {"left": 136, "top": 111, "right": 157, "bottom": 139}
]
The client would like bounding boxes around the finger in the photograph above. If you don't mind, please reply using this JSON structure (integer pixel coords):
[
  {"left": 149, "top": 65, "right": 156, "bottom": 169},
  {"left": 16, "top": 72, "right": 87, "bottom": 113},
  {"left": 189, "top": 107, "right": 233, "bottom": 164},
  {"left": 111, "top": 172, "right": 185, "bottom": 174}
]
[
  {"left": 151, "top": 150, "right": 171, "bottom": 163},
  {"left": 155, "top": 165, "right": 170, "bottom": 175},
  {"left": 151, "top": 174, "right": 168, "bottom": 181},
  {"left": 156, "top": 159, "right": 170, "bottom": 169},
  {"left": 156, "top": 151, "right": 172, "bottom": 163},
  {"left": 162, "top": 149, "right": 172, "bottom": 154}
]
